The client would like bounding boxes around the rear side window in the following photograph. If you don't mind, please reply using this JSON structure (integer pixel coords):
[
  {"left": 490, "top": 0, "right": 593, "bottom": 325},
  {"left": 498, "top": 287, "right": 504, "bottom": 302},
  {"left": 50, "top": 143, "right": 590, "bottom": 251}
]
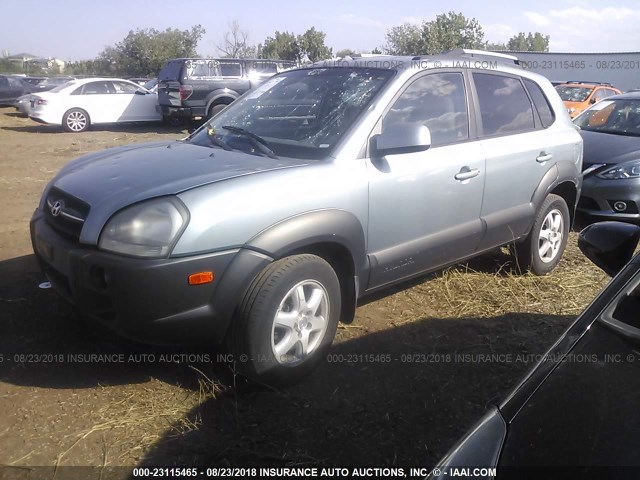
[
  {"left": 158, "top": 61, "right": 183, "bottom": 82},
  {"left": 524, "top": 79, "right": 555, "bottom": 128},
  {"left": 220, "top": 62, "right": 242, "bottom": 77},
  {"left": 0, "top": 76, "right": 8, "bottom": 88},
  {"left": 473, "top": 73, "right": 535, "bottom": 136}
]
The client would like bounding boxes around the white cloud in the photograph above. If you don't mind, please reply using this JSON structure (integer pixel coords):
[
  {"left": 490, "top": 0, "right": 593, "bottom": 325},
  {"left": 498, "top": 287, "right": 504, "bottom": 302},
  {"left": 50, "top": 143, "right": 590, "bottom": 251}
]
[
  {"left": 483, "top": 23, "right": 515, "bottom": 43},
  {"left": 336, "top": 14, "right": 386, "bottom": 30},
  {"left": 550, "top": 6, "right": 640, "bottom": 21},
  {"left": 523, "top": 11, "right": 550, "bottom": 28}
]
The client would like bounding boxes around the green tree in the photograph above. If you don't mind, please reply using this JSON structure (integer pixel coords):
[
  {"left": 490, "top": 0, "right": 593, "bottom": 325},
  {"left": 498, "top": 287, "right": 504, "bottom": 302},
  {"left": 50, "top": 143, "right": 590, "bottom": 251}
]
[
  {"left": 260, "top": 31, "right": 301, "bottom": 61},
  {"left": 507, "top": 32, "right": 550, "bottom": 52},
  {"left": 260, "top": 28, "right": 332, "bottom": 62},
  {"left": 336, "top": 48, "right": 356, "bottom": 58},
  {"left": 385, "top": 12, "right": 485, "bottom": 55},
  {"left": 298, "top": 27, "right": 332, "bottom": 62},
  {"left": 99, "top": 25, "right": 205, "bottom": 77},
  {"left": 384, "top": 23, "right": 423, "bottom": 55},
  {"left": 485, "top": 41, "right": 508, "bottom": 51}
]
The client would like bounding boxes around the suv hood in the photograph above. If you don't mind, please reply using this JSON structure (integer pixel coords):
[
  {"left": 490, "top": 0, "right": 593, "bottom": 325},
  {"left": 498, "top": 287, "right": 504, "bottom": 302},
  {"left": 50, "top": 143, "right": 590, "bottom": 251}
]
[
  {"left": 46, "top": 140, "right": 310, "bottom": 243},
  {"left": 580, "top": 129, "right": 640, "bottom": 167}
]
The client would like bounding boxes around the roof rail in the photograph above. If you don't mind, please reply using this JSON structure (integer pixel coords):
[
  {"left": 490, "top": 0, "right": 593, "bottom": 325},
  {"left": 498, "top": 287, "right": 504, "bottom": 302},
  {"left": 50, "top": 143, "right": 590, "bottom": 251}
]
[
  {"left": 565, "top": 80, "right": 612, "bottom": 86},
  {"left": 442, "top": 48, "right": 520, "bottom": 65}
]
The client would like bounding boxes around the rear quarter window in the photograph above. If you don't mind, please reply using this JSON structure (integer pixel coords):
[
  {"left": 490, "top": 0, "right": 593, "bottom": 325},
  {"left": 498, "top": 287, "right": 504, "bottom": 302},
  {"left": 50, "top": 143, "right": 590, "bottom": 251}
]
[{"left": 524, "top": 79, "right": 555, "bottom": 128}]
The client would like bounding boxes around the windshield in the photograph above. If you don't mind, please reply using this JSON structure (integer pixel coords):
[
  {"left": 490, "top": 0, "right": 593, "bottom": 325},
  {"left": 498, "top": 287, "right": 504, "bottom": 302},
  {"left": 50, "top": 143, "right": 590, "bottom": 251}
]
[
  {"left": 187, "top": 67, "right": 395, "bottom": 160},
  {"left": 574, "top": 99, "right": 640, "bottom": 136},
  {"left": 556, "top": 86, "right": 592, "bottom": 102}
]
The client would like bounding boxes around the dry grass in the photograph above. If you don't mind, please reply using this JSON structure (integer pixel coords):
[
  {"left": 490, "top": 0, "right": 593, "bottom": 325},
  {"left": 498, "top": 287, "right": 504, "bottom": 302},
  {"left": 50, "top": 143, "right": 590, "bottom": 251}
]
[{"left": 359, "top": 233, "right": 610, "bottom": 329}]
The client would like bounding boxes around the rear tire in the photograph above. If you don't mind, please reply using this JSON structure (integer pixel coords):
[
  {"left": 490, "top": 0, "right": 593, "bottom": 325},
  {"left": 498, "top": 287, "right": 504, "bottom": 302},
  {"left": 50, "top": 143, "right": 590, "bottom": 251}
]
[
  {"left": 62, "top": 108, "right": 90, "bottom": 132},
  {"left": 208, "top": 103, "right": 229, "bottom": 119},
  {"left": 228, "top": 254, "right": 341, "bottom": 387},
  {"left": 514, "top": 194, "right": 570, "bottom": 275}
]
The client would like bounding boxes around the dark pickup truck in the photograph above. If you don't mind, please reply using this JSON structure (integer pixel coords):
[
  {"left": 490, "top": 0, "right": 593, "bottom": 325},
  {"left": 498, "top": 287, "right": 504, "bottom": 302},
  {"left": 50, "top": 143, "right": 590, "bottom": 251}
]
[{"left": 157, "top": 58, "right": 296, "bottom": 122}]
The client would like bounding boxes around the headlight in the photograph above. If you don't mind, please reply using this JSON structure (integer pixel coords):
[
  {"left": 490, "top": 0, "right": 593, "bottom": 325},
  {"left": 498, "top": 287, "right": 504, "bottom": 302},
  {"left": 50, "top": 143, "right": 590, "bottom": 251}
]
[
  {"left": 596, "top": 160, "right": 640, "bottom": 179},
  {"left": 99, "top": 197, "right": 188, "bottom": 258}
]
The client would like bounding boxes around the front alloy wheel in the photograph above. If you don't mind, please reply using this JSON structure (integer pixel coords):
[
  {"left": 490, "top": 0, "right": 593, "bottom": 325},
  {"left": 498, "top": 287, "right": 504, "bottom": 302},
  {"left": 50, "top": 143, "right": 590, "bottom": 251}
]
[
  {"left": 229, "top": 254, "right": 341, "bottom": 386},
  {"left": 63, "top": 109, "right": 90, "bottom": 132},
  {"left": 271, "top": 280, "right": 330, "bottom": 365}
]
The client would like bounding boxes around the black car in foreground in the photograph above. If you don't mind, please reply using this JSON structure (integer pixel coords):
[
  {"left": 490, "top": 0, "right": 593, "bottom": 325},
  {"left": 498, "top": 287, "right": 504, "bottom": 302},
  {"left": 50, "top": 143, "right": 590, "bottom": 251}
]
[
  {"left": 575, "top": 93, "right": 640, "bottom": 227},
  {"left": 431, "top": 221, "right": 640, "bottom": 479}
]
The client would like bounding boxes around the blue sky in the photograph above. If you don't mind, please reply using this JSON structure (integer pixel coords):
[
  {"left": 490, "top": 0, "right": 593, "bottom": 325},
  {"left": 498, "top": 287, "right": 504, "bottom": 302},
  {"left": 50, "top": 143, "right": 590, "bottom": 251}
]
[{"left": 3, "top": 0, "right": 640, "bottom": 60}]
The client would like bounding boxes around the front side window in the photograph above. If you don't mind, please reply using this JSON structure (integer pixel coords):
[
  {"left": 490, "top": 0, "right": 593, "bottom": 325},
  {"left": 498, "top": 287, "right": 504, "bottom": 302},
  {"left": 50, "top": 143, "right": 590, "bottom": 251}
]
[
  {"left": 383, "top": 72, "right": 469, "bottom": 146},
  {"left": 473, "top": 73, "right": 535, "bottom": 136},
  {"left": 73, "top": 81, "right": 112, "bottom": 95},
  {"left": 188, "top": 68, "right": 394, "bottom": 160},
  {"left": 112, "top": 81, "right": 139, "bottom": 94}
]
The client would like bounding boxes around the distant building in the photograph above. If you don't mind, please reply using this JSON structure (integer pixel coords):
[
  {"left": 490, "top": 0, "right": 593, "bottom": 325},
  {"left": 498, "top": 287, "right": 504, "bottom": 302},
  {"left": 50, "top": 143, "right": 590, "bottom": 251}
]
[
  {"left": 498, "top": 51, "right": 640, "bottom": 92},
  {"left": 6, "top": 52, "right": 65, "bottom": 72}
]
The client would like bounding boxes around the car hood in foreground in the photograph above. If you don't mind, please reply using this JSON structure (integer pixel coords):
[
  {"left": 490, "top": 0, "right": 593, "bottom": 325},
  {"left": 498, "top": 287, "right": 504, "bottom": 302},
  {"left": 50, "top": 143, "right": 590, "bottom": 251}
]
[
  {"left": 580, "top": 129, "right": 640, "bottom": 167},
  {"left": 46, "top": 141, "right": 310, "bottom": 243}
]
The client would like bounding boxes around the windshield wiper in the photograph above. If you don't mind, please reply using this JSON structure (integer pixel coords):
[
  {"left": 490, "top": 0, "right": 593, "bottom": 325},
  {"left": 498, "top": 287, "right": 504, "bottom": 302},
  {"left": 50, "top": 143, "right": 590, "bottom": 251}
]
[
  {"left": 204, "top": 127, "right": 234, "bottom": 151},
  {"left": 222, "top": 125, "right": 278, "bottom": 159}
]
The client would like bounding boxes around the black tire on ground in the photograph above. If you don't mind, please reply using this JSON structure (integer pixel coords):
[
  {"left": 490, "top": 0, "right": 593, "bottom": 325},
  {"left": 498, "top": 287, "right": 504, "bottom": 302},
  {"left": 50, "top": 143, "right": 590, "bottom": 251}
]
[
  {"left": 228, "top": 254, "right": 341, "bottom": 386},
  {"left": 208, "top": 103, "right": 229, "bottom": 119},
  {"left": 62, "top": 108, "right": 90, "bottom": 133},
  {"left": 514, "top": 193, "right": 570, "bottom": 275}
]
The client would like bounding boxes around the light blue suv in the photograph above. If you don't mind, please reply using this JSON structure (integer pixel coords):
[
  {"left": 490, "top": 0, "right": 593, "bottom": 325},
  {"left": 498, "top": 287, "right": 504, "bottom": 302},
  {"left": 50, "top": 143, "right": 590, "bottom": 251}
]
[{"left": 31, "top": 50, "right": 583, "bottom": 385}]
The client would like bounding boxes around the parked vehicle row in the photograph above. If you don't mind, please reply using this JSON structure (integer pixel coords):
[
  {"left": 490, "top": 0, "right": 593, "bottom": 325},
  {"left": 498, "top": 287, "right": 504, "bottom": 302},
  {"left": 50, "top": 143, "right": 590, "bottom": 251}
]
[{"left": 556, "top": 80, "right": 622, "bottom": 118}]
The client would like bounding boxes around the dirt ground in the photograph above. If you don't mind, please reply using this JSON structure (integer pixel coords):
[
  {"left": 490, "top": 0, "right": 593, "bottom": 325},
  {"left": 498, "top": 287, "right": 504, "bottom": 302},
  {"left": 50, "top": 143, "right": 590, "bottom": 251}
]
[{"left": 0, "top": 108, "right": 609, "bottom": 477}]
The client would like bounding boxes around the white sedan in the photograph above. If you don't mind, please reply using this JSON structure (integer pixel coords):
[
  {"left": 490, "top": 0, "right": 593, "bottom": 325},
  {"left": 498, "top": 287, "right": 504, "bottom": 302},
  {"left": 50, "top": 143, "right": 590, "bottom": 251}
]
[{"left": 29, "top": 78, "right": 161, "bottom": 132}]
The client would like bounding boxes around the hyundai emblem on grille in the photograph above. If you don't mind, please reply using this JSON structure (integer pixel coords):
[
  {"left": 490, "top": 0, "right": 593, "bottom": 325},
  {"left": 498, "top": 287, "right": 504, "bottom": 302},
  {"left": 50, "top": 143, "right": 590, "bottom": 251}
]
[{"left": 50, "top": 201, "right": 63, "bottom": 217}]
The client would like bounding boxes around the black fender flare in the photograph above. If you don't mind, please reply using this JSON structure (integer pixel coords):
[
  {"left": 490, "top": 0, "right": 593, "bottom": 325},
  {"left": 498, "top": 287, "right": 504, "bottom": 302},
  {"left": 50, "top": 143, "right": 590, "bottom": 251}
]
[
  {"left": 245, "top": 209, "right": 368, "bottom": 283},
  {"left": 528, "top": 162, "right": 580, "bottom": 234},
  {"left": 205, "top": 90, "right": 240, "bottom": 113}
]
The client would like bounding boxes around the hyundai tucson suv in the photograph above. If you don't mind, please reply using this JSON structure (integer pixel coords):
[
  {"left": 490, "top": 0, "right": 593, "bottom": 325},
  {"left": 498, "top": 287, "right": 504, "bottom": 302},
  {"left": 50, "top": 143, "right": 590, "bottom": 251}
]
[{"left": 31, "top": 49, "right": 583, "bottom": 385}]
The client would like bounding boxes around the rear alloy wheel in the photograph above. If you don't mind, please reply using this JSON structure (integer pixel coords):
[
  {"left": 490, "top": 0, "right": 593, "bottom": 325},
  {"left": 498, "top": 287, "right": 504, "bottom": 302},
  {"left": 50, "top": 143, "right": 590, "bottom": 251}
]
[
  {"left": 514, "top": 194, "right": 570, "bottom": 275},
  {"left": 229, "top": 254, "right": 341, "bottom": 386},
  {"left": 62, "top": 108, "right": 90, "bottom": 132}
]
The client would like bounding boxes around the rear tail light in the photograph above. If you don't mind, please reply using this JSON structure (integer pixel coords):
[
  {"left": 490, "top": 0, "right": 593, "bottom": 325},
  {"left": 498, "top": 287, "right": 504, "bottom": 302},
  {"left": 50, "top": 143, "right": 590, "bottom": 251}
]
[{"left": 179, "top": 85, "right": 193, "bottom": 101}]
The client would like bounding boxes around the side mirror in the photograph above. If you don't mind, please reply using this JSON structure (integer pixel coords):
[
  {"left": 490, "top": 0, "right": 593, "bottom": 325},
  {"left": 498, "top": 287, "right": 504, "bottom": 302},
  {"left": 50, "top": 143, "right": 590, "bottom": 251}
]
[
  {"left": 578, "top": 222, "right": 640, "bottom": 276},
  {"left": 371, "top": 124, "right": 431, "bottom": 157},
  {"left": 590, "top": 96, "right": 598, "bottom": 104},
  {"left": 134, "top": 90, "right": 147, "bottom": 95}
]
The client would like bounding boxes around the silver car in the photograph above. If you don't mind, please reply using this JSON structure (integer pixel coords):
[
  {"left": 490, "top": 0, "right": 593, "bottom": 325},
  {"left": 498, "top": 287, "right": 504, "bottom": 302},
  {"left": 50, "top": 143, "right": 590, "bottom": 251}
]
[{"left": 31, "top": 50, "right": 583, "bottom": 385}]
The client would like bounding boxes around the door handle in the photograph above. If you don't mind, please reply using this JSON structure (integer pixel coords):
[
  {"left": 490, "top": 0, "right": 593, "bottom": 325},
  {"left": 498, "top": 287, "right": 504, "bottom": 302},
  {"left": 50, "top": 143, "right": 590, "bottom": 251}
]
[
  {"left": 536, "top": 152, "right": 553, "bottom": 163},
  {"left": 455, "top": 168, "right": 480, "bottom": 181}
]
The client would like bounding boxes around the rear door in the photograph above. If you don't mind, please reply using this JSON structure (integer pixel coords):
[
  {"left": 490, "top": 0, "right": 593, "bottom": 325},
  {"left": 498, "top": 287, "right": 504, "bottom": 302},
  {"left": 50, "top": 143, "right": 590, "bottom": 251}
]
[{"left": 473, "top": 73, "right": 570, "bottom": 250}]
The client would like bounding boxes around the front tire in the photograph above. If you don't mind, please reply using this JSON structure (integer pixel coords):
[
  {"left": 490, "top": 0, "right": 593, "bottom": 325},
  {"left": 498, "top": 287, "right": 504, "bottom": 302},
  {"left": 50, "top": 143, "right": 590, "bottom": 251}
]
[
  {"left": 514, "top": 194, "right": 570, "bottom": 275},
  {"left": 62, "top": 108, "right": 90, "bottom": 132},
  {"left": 228, "top": 254, "right": 341, "bottom": 386}
]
